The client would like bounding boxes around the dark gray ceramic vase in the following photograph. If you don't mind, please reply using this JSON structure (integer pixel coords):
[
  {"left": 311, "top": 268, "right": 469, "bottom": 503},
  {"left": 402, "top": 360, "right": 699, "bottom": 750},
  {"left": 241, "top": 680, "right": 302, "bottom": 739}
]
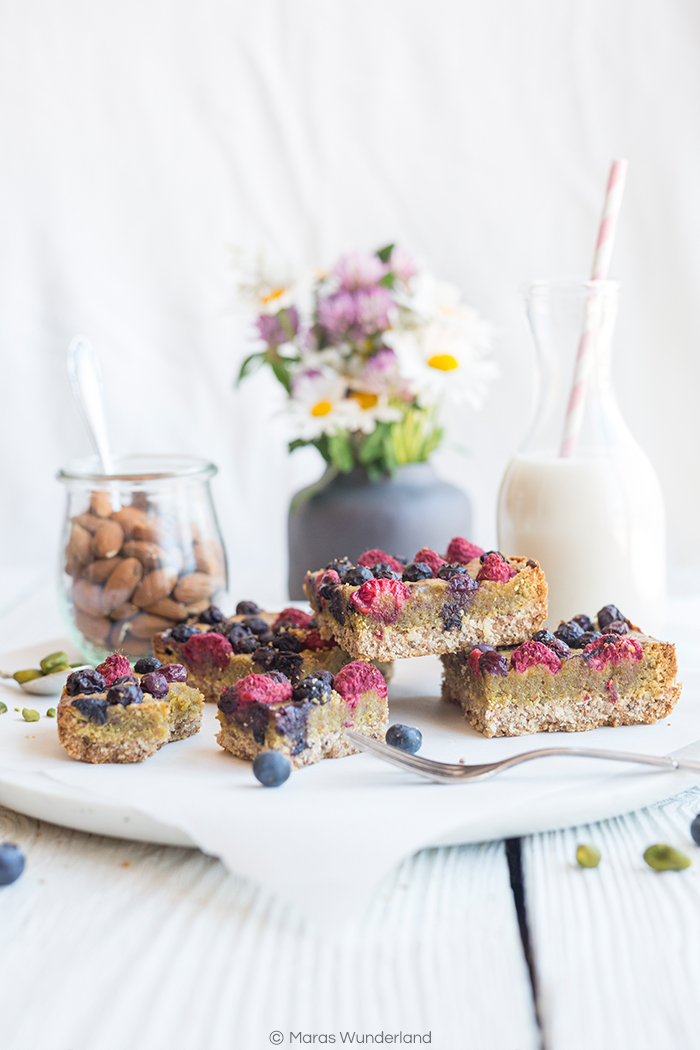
[{"left": 287, "top": 463, "right": 473, "bottom": 599}]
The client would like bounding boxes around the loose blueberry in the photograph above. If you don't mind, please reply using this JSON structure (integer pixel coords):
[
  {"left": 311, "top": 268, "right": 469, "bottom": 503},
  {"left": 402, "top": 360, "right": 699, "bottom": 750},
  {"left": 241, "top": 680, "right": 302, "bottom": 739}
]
[
  {"left": 236, "top": 600, "right": 261, "bottom": 616},
  {"left": 65, "top": 669, "right": 106, "bottom": 696},
  {"left": 598, "top": 604, "right": 625, "bottom": 631},
  {"left": 572, "top": 614, "right": 595, "bottom": 633},
  {"left": 171, "top": 623, "right": 198, "bottom": 643},
  {"left": 386, "top": 724, "right": 423, "bottom": 754},
  {"left": 402, "top": 562, "right": 434, "bottom": 582},
  {"left": 342, "top": 565, "right": 374, "bottom": 586},
  {"left": 0, "top": 843, "right": 25, "bottom": 886},
  {"left": 691, "top": 814, "right": 700, "bottom": 847},
  {"left": 199, "top": 605, "right": 224, "bottom": 625},
  {"left": 134, "top": 657, "right": 162, "bottom": 674},
  {"left": 253, "top": 750, "right": 292, "bottom": 787},
  {"left": 554, "top": 621, "right": 584, "bottom": 647},
  {"left": 107, "top": 681, "right": 145, "bottom": 706}
]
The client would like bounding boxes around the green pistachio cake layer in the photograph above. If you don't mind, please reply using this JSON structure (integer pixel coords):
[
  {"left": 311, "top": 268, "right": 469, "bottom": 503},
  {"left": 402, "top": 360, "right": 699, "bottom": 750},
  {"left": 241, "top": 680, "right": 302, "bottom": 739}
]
[
  {"left": 305, "top": 557, "right": 547, "bottom": 661},
  {"left": 441, "top": 631, "right": 680, "bottom": 738},
  {"left": 57, "top": 694, "right": 171, "bottom": 763}
]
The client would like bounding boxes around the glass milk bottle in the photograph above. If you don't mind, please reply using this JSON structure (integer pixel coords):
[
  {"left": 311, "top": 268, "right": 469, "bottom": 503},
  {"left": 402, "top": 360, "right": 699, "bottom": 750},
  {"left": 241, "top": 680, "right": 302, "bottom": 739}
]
[{"left": 497, "top": 279, "right": 666, "bottom": 634}]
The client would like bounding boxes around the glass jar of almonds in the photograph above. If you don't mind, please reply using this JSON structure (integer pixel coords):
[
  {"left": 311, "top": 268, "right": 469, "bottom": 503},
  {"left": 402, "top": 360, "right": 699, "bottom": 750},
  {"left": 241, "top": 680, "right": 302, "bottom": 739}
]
[{"left": 57, "top": 455, "right": 228, "bottom": 663}]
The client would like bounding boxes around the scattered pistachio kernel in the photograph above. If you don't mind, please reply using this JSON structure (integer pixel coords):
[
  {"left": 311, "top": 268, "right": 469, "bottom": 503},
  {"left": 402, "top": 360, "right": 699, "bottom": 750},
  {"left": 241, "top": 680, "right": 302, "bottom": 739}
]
[
  {"left": 21, "top": 708, "right": 40, "bottom": 723},
  {"left": 0, "top": 702, "right": 7, "bottom": 715},
  {"left": 46, "top": 708, "right": 56, "bottom": 718},
  {"left": 39, "top": 651, "right": 69, "bottom": 675},
  {"left": 13, "top": 669, "right": 42, "bottom": 684},
  {"left": 643, "top": 844, "right": 691, "bottom": 871},
  {"left": 576, "top": 844, "right": 601, "bottom": 868}
]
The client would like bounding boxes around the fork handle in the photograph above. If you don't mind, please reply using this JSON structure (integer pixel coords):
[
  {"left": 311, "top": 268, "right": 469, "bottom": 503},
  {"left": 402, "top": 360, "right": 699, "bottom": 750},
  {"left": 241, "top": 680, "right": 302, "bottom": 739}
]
[{"left": 494, "top": 747, "right": 700, "bottom": 774}]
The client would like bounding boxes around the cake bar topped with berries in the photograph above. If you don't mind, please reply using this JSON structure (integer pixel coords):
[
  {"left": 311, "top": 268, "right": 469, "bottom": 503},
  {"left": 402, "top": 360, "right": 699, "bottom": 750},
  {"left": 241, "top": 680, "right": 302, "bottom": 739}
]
[
  {"left": 304, "top": 538, "right": 548, "bottom": 661},
  {"left": 57, "top": 652, "right": 205, "bottom": 763},
  {"left": 216, "top": 660, "right": 389, "bottom": 769},
  {"left": 441, "top": 604, "right": 681, "bottom": 737},
  {"left": 152, "top": 600, "right": 392, "bottom": 703}
]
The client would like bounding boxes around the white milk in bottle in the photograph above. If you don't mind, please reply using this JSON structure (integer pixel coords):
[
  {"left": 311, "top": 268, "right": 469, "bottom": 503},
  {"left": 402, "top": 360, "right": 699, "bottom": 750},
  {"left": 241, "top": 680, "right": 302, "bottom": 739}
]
[{"left": 497, "top": 280, "right": 666, "bottom": 635}]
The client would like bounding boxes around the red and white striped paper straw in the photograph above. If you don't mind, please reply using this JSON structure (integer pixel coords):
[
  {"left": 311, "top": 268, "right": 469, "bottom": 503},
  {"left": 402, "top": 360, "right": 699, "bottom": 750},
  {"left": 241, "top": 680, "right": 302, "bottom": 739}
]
[{"left": 559, "top": 159, "right": 628, "bottom": 458}]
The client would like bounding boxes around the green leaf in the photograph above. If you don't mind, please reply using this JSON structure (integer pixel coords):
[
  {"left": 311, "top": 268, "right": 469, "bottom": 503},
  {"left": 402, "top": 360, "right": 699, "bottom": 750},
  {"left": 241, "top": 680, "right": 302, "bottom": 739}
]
[
  {"left": 358, "top": 424, "right": 388, "bottom": 464},
  {"left": 236, "top": 351, "right": 265, "bottom": 386},
  {"left": 327, "top": 431, "right": 355, "bottom": 473},
  {"left": 376, "top": 244, "right": 395, "bottom": 263},
  {"left": 378, "top": 272, "right": 396, "bottom": 288},
  {"left": 269, "top": 357, "right": 293, "bottom": 393}
]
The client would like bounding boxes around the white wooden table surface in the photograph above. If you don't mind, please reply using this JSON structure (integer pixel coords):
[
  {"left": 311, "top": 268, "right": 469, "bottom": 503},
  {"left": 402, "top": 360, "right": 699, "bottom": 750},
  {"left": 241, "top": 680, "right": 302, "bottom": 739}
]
[{"left": 2, "top": 584, "right": 700, "bottom": 1050}]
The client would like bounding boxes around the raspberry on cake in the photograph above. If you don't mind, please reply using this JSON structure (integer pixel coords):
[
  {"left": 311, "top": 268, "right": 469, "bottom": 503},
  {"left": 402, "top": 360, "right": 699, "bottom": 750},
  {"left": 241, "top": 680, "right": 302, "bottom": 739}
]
[
  {"left": 57, "top": 656, "right": 205, "bottom": 763},
  {"left": 215, "top": 661, "right": 388, "bottom": 769},
  {"left": 441, "top": 606, "right": 681, "bottom": 737},
  {"left": 152, "top": 602, "right": 393, "bottom": 703},
  {"left": 304, "top": 538, "right": 548, "bottom": 661}
]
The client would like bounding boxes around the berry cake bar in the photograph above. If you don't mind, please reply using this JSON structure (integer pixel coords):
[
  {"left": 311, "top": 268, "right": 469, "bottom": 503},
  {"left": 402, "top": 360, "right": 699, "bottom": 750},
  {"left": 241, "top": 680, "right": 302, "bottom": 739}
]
[
  {"left": 216, "top": 661, "right": 389, "bottom": 769},
  {"left": 57, "top": 653, "right": 205, "bottom": 763},
  {"left": 152, "top": 601, "right": 392, "bottom": 703},
  {"left": 441, "top": 604, "right": 681, "bottom": 737},
  {"left": 304, "top": 540, "right": 548, "bottom": 661}
]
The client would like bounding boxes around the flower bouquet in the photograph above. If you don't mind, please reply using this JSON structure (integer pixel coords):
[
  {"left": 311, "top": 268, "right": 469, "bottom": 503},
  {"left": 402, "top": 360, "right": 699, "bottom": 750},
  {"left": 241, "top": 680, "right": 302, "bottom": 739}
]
[{"left": 235, "top": 245, "right": 496, "bottom": 489}]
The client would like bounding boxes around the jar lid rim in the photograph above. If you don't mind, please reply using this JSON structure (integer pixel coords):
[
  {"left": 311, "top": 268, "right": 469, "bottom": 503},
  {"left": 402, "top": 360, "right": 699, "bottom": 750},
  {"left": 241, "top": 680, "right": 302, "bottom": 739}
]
[{"left": 57, "top": 454, "right": 217, "bottom": 483}]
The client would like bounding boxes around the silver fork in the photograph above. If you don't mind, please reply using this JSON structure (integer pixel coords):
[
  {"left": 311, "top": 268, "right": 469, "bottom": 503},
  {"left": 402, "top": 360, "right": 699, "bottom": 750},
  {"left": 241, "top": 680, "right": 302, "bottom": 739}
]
[{"left": 345, "top": 730, "right": 700, "bottom": 785}]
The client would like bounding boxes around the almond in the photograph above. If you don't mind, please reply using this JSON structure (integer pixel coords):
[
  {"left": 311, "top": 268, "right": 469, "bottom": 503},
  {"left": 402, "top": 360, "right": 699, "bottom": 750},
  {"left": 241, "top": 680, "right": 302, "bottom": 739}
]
[
  {"left": 145, "top": 597, "right": 188, "bottom": 620},
  {"left": 85, "top": 558, "right": 124, "bottom": 585},
  {"left": 73, "top": 579, "right": 105, "bottom": 617},
  {"left": 66, "top": 522, "right": 92, "bottom": 572},
  {"left": 173, "top": 572, "right": 216, "bottom": 604},
  {"left": 185, "top": 598, "right": 212, "bottom": 615},
  {"left": 93, "top": 520, "right": 124, "bottom": 559},
  {"left": 121, "top": 540, "right": 168, "bottom": 573},
  {"left": 111, "top": 505, "right": 150, "bottom": 539},
  {"left": 90, "top": 491, "right": 113, "bottom": 518},
  {"left": 132, "top": 518, "right": 166, "bottom": 544},
  {"left": 128, "top": 612, "right": 175, "bottom": 639},
  {"left": 72, "top": 513, "right": 103, "bottom": 534},
  {"left": 109, "top": 602, "right": 139, "bottom": 622},
  {"left": 132, "top": 568, "right": 179, "bottom": 609},
  {"left": 75, "top": 608, "right": 111, "bottom": 644},
  {"left": 103, "top": 558, "right": 143, "bottom": 613}
]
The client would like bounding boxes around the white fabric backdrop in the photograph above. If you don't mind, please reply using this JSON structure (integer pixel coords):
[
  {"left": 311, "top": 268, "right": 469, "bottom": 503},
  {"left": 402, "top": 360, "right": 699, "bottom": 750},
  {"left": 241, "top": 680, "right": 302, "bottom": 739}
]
[{"left": 2, "top": 0, "right": 700, "bottom": 612}]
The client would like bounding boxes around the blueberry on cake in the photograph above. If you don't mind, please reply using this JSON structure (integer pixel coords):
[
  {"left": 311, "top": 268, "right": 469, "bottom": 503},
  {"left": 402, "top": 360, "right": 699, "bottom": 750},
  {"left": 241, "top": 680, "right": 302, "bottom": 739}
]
[
  {"left": 152, "top": 601, "right": 392, "bottom": 703},
  {"left": 441, "top": 605, "right": 681, "bottom": 737},
  {"left": 57, "top": 652, "right": 204, "bottom": 763},
  {"left": 215, "top": 660, "right": 389, "bottom": 769},
  {"left": 304, "top": 540, "right": 548, "bottom": 661}
]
